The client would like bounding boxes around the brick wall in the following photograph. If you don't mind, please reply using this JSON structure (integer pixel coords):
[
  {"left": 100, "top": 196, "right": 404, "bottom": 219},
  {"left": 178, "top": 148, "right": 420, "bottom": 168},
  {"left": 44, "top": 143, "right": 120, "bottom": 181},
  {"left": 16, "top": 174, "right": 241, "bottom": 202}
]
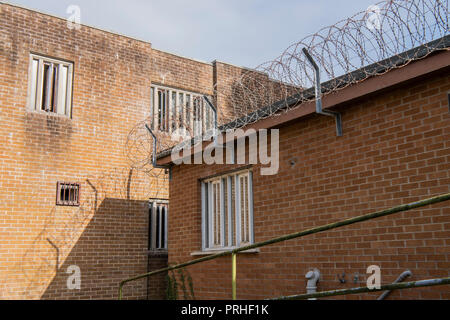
[
  {"left": 151, "top": 49, "right": 213, "bottom": 96},
  {"left": 147, "top": 252, "right": 168, "bottom": 300},
  {"left": 168, "top": 68, "right": 450, "bottom": 300},
  {"left": 213, "top": 60, "right": 299, "bottom": 124},
  {"left": 0, "top": 3, "right": 159, "bottom": 299},
  {"left": 0, "top": 2, "right": 263, "bottom": 300}
]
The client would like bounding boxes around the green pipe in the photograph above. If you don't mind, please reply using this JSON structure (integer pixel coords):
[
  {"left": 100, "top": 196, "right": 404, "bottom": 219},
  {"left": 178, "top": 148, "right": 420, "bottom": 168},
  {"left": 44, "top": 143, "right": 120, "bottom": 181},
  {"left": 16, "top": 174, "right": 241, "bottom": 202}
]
[
  {"left": 232, "top": 253, "right": 237, "bottom": 300},
  {"left": 269, "top": 277, "right": 450, "bottom": 300},
  {"left": 118, "top": 193, "right": 450, "bottom": 299}
]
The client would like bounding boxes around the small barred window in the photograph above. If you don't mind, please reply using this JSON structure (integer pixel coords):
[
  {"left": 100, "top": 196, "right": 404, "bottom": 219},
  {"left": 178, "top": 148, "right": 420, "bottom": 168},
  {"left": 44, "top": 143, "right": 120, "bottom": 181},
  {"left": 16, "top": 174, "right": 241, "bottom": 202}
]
[{"left": 56, "top": 182, "right": 80, "bottom": 206}]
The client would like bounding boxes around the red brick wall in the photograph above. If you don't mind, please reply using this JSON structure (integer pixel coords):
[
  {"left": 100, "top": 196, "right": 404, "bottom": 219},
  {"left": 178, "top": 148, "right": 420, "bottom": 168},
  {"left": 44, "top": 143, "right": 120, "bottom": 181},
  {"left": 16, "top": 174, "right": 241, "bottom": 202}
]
[
  {"left": 213, "top": 61, "right": 298, "bottom": 124},
  {"left": 168, "top": 68, "right": 450, "bottom": 300},
  {"left": 0, "top": 3, "right": 159, "bottom": 299},
  {"left": 147, "top": 252, "right": 168, "bottom": 300},
  {"left": 0, "top": 3, "right": 259, "bottom": 300},
  {"left": 151, "top": 49, "right": 214, "bottom": 96}
]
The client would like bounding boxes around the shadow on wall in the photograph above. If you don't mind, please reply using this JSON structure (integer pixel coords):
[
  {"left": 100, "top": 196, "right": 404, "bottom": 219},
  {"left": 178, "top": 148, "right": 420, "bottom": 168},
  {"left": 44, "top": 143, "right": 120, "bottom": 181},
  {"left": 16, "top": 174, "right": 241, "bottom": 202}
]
[
  {"left": 38, "top": 197, "right": 149, "bottom": 300},
  {"left": 218, "top": 67, "right": 300, "bottom": 125},
  {"left": 2, "top": 166, "right": 168, "bottom": 300}
]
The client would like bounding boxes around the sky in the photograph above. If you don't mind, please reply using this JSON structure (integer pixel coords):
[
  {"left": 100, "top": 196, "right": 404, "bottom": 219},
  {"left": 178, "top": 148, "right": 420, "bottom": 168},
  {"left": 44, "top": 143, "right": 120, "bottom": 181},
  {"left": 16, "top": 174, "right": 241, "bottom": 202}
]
[{"left": 4, "top": 0, "right": 378, "bottom": 68}]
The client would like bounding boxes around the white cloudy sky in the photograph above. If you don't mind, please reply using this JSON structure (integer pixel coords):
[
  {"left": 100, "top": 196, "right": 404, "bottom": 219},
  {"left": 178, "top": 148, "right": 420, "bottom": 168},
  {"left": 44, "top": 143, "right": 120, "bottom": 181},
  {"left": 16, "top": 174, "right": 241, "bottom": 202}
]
[{"left": 5, "top": 0, "right": 378, "bottom": 67}]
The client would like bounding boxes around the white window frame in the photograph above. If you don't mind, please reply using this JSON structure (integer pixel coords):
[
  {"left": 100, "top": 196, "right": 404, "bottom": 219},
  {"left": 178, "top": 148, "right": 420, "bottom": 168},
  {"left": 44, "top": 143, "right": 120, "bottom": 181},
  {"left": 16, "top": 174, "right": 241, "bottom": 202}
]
[
  {"left": 149, "top": 199, "right": 169, "bottom": 251},
  {"left": 201, "top": 169, "right": 254, "bottom": 252},
  {"left": 27, "top": 54, "right": 74, "bottom": 117},
  {"left": 150, "top": 84, "right": 213, "bottom": 134}
]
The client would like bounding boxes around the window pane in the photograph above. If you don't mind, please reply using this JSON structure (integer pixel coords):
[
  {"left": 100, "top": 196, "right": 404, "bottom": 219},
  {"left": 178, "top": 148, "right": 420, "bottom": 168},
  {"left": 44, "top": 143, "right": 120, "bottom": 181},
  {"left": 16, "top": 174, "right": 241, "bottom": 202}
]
[
  {"left": 193, "top": 97, "right": 200, "bottom": 135},
  {"left": 51, "top": 65, "right": 58, "bottom": 112},
  {"left": 230, "top": 177, "right": 236, "bottom": 246},
  {"left": 206, "top": 103, "right": 210, "bottom": 130},
  {"left": 156, "top": 206, "right": 161, "bottom": 248},
  {"left": 41, "top": 64, "right": 50, "bottom": 110},
  {"left": 179, "top": 93, "right": 184, "bottom": 128},
  {"left": 171, "top": 91, "right": 177, "bottom": 131},
  {"left": 158, "top": 90, "right": 167, "bottom": 131},
  {"left": 29, "top": 56, "right": 73, "bottom": 117},
  {"left": 57, "top": 65, "right": 68, "bottom": 115},
  {"left": 161, "top": 207, "right": 167, "bottom": 249},
  {"left": 240, "top": 175, "right": 249, "bottom": 243},
  {"left": 150, "top": 87, "right": 155, "bottom": 129},
  {"left": 213, "top": 181, "right": 220, "bottom": 246},
  {"left": 30, "top": 59, "right": 39, "bottom": 109},
  {"left": 202, "top": 171, "right": 253, "bottom": 250},
  {"left": 186, "top": 94, "right": 191, "bottom": 130}
]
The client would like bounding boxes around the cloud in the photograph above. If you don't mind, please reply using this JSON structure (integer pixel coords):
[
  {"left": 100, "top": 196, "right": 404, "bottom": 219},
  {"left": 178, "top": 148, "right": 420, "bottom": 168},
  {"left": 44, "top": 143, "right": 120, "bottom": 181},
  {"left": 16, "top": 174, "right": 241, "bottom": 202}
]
[{"left": 6, "top": 0, "right": 377, "bottom": 67}]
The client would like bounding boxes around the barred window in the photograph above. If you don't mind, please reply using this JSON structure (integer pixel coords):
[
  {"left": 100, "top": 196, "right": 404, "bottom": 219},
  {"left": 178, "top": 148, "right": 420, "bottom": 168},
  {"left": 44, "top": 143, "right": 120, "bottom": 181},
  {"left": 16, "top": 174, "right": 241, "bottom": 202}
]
[
  {"left": 150, "top": 84, "right": 214, "bottom": 134},
  {"left": 56, "top": 182, "right": 80, "bottom": 206},
  {"left": 149, "top": 200, "right": 168, "bottom": 250},
  {"left": 27, "top": 54, "right": 73, "bottom": 117},
  {"left": 201, "top": 170, "right": 254, "bottom": 251}
]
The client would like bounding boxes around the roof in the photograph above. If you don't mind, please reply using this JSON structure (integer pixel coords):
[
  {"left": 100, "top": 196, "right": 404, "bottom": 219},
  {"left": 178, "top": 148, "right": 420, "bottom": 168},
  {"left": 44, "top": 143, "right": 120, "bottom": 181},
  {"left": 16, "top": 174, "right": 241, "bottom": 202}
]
[
  {"left": 156, "top": 36, "right": 450, "bottom": 164},
  {"left": 221, "top": 35, "right": 450, "bottom": 132}
]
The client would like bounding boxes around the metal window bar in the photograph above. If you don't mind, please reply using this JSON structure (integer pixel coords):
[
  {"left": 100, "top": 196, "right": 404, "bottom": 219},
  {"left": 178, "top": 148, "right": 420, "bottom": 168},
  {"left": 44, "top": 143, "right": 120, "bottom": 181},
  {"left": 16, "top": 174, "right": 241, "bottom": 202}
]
[
  {"left": 28, "top": 55, "right": 73, "bottom": 117},
  {"left": 56, "top": 182, "right": 80, "bottom": 206},
  {"left": 202, "top": 170, "right": 252, "bottom": 251},
  {"left": 119, "top": 193, "right": 450, "bottom": 300},
  {"left": 29, "top": 55, "right": 72, "bottom": 116},
  {"left": 149, "top": 200, "right": 169, "bottom": 250}
]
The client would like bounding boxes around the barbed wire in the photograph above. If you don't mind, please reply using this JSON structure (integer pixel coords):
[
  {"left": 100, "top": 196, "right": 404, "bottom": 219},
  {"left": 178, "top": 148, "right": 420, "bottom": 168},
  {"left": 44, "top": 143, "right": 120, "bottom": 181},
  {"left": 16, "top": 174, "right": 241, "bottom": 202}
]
[
  {"left": 126, "top": 0, "right": 449, "bottom": 166},
  {"left": 221, "top": 0, "right": 449, "bottom": 128}
]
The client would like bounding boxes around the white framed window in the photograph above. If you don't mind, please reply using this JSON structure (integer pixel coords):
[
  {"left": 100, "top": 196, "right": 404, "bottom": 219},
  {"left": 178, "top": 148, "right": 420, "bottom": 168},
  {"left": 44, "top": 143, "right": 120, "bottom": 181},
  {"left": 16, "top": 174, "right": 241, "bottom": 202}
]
[
  {"left": 27, "top": 54, "right": 74, "bottom": 117},
  {"left": 150, "top": 84, "right": 214, "bottom": 134},
  {"left": 201, "top": 170, "right": 254, "bottom": 251},
  {"left": 149, "top": 200, "right": 168, "bottom": 251}
]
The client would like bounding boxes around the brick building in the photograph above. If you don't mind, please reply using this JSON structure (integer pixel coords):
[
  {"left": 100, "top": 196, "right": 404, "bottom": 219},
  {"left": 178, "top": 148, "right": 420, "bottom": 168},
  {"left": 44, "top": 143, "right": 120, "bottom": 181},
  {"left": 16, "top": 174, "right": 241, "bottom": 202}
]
[
  {"left": 1, "top": 1, "right": 449, "bottom": 301},
  {"left": 0, "top": 2, "right": 255, "bottom": 300},
  {"left": 156, "top": 39, "right": 450, "bottom": 299}
]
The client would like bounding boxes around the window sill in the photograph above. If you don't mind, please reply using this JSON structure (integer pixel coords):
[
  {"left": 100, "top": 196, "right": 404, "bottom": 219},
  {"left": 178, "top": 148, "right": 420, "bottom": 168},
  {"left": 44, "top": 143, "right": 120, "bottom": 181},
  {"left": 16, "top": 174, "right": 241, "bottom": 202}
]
[
  {"left": 190, "top": 248, "right": 260, "bottom": 256},
  {"left": 147, "top": 249, "right": 168, "bottom": 257},
  {"left": 27, "top": 109, "right": 72, "bottom": 120}
]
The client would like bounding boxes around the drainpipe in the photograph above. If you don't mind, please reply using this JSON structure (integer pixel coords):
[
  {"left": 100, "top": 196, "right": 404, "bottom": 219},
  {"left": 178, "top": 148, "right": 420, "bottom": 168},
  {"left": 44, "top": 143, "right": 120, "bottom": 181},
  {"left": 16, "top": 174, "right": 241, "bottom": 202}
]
[
  {"left": 302, "top": 48, "right": 343, "bottom": 137},
  {"left": 144, "top": 124, "right": 172, "bottom": 179},
  {"left": 305, "top": 269, "right": 321, "bottom": 300},
  {"left": 377, "top": 270, "right": 412, "bottom": 300}
]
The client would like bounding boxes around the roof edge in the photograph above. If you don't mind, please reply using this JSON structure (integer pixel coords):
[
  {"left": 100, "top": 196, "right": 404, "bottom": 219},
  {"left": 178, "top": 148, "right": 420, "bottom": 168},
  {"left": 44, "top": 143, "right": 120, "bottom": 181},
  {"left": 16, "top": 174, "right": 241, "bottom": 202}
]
[
  {"left": 157, "top": 38, "right": 450, "bottom": 164},
  {"left": 0, "top": 1, "right": 152, "bottom": 45}
]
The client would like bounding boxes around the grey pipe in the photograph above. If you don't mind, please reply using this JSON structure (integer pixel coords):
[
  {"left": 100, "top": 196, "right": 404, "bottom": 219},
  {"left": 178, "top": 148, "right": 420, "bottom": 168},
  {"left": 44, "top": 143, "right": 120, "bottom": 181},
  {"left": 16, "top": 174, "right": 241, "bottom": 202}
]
[
  {"left": 377, "top": 270, "right": 412, "bottom": 300},
  {"left": 302, "top": 48, "right": 343, "bottom": 137},
  {"left": 203, "top": 96, "right": 220, "bottom": 146},
  {"left": 144, "top": 124, "right": 172, "bottom": 177},
  {"left": 305, "top": 269, "right": 321, "bottom": 300}
]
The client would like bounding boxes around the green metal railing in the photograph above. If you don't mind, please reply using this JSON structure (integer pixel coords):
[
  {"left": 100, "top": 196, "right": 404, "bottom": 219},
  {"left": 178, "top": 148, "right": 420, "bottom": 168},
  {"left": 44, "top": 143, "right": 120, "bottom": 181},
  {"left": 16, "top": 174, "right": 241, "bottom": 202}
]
[{"left": 118, "top": 193, "right": 450, "bottom": 300}]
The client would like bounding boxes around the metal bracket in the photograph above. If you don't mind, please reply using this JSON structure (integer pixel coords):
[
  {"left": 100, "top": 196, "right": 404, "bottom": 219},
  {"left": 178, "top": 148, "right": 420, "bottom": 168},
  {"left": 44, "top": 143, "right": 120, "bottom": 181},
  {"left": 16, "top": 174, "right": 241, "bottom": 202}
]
[
  {"left": 145, "top": 124, "right": 172, "bottom": 180},
  {"left": 203, "top": 96, "right": 218, "bottom": 130},
  {"left": 203, "top": 95, "right": 221, "bottom": 147},
  {"left": 303, "top": 48, "right": 343, "bottom": 137}
]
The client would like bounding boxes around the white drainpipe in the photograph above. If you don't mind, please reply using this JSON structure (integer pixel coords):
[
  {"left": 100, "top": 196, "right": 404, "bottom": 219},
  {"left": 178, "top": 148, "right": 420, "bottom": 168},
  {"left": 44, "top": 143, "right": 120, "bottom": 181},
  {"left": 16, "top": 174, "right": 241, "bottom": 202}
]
[{"left": 305, "top": 269, "right": 321, "bottom": 300}]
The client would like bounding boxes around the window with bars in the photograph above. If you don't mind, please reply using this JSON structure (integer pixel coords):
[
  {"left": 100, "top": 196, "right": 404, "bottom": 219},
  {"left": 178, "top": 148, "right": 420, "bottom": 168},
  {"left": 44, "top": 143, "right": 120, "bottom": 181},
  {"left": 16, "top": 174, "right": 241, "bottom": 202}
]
[
  {"left": 150, "top": 84, "right": 214, "bottom": 134},
  {"left": 56, "top": 182, "right": 80, "bottom": 206},
  {"left": 27, "top": 54, "right": 73, "bottom": 117},
  {"left": 201, "top": 170, "right": 254, "bottom": 251},
  {"left": 149, "top": 200, "right": 168, "bottom": 251}
]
